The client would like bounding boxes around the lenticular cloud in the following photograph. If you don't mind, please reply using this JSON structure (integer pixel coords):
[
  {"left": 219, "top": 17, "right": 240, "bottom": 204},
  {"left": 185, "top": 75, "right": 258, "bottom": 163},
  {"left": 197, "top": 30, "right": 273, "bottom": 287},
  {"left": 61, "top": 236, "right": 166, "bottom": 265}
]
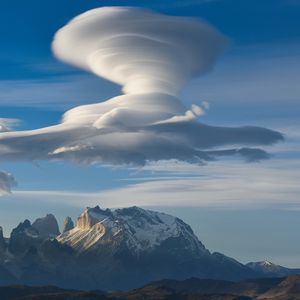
[
  {"left": 0, "top": 7, "right": 283, "bottom": 168},
  {"left": 53, "top": 7, "right": 226, "bottom": 96}
]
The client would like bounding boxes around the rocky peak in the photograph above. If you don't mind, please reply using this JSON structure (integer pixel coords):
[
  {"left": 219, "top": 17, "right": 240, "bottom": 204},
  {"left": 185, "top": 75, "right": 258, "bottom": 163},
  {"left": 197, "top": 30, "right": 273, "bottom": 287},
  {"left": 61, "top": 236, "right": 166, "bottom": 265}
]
[
  {"left": 77, "top": 206, "right": 113, "bottom": 230},
  {"left": 62, "top": 217, "right": 74, "bottom": 233},
  {"left": 245, "top": 261, "right": 296, "bottom": 277},
  {"left": 58, "top": 205, "right": 208, "bottom": 256},
  {"left": 8, "top": 220, "right": 39, "bottom": 254},
  {"left": 11, "top": 219, "right": 35, "bottom": 236},
  {"left": 247, "top": 261, "right": 277, "bottom": 270},
  {"left": 32, "top": 214, "right": 60, "bottom": 238}
]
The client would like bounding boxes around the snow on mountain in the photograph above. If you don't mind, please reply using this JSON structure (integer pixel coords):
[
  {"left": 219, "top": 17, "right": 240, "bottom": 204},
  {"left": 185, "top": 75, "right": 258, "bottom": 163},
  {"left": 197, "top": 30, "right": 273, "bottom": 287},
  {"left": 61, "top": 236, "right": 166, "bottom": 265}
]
[
  {"left": 246, "top": 261, "right": 300, "bottom": 277},
  {"left": 57, "top": 205, "right": 208, "bottom": 255},
  {"left": 247, "top": 261, "right": 283, "bottom": 273}
]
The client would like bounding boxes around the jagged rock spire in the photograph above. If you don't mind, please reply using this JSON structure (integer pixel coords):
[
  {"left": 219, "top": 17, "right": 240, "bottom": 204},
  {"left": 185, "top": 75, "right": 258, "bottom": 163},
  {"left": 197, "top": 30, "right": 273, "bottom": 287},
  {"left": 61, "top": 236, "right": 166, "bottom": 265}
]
[
  {"left": 62, "top": 216, "right": 74, "bottom": 233},
  {"left": 0, "top": 226, "right": 5, "bottom": 250},
  {"left": 32, "top": 214, "right": 60, "bottom": 238}
]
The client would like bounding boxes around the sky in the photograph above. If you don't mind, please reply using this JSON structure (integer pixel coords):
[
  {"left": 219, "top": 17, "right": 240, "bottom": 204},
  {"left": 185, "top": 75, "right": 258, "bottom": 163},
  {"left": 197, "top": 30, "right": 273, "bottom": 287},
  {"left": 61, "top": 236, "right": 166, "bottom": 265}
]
[{"left": 0, "top": 0, "right": 299, "bottom": 267}]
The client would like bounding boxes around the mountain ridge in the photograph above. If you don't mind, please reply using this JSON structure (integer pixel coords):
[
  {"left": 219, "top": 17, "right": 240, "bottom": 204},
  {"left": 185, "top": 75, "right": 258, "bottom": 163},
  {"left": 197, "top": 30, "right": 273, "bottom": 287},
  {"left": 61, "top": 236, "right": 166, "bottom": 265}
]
[{"left": 0, "top": 205, "right": 298, "bottom": 290}]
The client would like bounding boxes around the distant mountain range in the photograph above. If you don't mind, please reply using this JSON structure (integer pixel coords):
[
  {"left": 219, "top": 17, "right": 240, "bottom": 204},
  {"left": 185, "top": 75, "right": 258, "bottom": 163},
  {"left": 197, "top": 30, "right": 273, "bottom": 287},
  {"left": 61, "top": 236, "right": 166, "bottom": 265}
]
[
  {"left": 1, "top": 275, "right": 300, "bottom": 299},
  {"left": 0, "top": 205, "right": 299, "bottom": 290}
]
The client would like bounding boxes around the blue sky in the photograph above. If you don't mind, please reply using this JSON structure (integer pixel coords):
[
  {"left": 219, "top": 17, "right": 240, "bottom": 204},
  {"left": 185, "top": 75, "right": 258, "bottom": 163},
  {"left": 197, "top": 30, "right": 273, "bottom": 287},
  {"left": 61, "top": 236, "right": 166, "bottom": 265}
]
[{"left": 0, "top": 0, "right": 300, "bottom": 267}]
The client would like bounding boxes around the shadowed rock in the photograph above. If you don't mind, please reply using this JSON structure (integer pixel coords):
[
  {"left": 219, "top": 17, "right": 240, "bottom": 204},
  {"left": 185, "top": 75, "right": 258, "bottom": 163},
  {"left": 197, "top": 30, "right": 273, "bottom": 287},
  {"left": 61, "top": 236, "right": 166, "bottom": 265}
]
[
  {"left": 62, "top": 217, "right": 74, "bottom": 233},
  {"left": 32, "top": 214, "right": 60, "bottom": 238}
]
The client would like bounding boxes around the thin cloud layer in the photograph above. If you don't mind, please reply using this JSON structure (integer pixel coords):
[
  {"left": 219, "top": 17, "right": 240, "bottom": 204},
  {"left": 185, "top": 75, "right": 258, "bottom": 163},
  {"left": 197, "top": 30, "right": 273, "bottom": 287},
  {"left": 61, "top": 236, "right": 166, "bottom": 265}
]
[{"left": 0, "top": 7, "right": 283, "bottom": 169}]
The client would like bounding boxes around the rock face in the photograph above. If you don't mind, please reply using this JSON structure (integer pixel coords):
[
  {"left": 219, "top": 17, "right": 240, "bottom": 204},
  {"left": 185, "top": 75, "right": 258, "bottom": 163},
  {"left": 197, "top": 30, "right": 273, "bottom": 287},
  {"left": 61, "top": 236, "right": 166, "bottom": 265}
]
[
  {"left": 56, "top": 206, "right": 255, "bottom": 290},
  {"left": 62, "top": 217, "right": 74, "bottom": 233},
  {"left": 8, "top": 220, "right": 40, "bottom": 254},
  {"left": 32, "top": 214, "right": 60, "bottom": 238},
  {"left": 0, "top": 226, "right": 6, "bottom": 250},
  {"left": 8, "top": 214, "right": 60, "bottom": 255},
  {"left": 58, "top": 206, "right": 208, "bottom": 256}
]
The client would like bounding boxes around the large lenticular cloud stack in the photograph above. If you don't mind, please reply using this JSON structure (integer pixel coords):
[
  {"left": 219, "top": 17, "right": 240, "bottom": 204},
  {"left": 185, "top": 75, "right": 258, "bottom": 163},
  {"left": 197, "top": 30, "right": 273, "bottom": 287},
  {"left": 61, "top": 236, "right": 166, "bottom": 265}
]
[
  {"left": 53, "top": 7, "right": 227, "bottom": 96},
  {"left": 0, "top": 7, "right": 283, "bottom": 175}
]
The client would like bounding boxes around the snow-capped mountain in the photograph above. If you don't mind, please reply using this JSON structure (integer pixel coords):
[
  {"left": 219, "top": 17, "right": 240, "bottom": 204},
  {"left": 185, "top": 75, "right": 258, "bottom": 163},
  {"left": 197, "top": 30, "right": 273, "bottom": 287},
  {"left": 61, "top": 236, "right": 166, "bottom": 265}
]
[
  {"left": 0, "top": 205, "right": 299, "bottom": 290},
  {"left": 57, "top": 206, "right": 208, "bottom": 256},
  {"left": 53, "top": 206, "right": 256, "bottom": 289},
  {"left": 247, "top": 261, "right": 300, "bottom": 277}
]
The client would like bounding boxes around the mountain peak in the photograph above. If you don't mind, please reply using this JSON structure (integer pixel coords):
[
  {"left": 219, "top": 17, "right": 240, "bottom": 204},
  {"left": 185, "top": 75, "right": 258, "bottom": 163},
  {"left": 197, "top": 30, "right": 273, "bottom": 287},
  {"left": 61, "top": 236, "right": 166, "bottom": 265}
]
[
  {"left": 2, "top": 205, "right": 296, "bottom": 290},
  {"left": 0, "top": 226, "right": 5, "bottom": 250},
  {"left": 246, "top": 260, "right": 300, "bottom": 277},
  {"left": 247, "top": 260, "right": 278, "bottom": 269},
  {"left": 58, "top": 205, "right": 208, "bottom": 256},
  {"left": 77, "top": 206, "right": 113, "bottom": 230},
  {"left": 62, "top": 216, "right": 74, "bottom": 233},
  {"left": 261, "top": 260, "right": 274, "bottom": 266},
  {"left": 32, "top": 214, "right": 60, "bottom": 238}
]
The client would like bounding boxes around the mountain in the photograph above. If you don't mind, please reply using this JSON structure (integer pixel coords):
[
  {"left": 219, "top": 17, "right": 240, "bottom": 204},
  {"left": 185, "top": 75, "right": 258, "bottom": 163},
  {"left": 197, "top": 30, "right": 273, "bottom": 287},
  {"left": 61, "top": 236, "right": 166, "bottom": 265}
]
[
  {"left": 55, "top": 206, "right": 256, "bottom": 289},
  {"left": 8, "top": 214, "right": 60, "bottom": 255},
  {"left": 0, "top": 226, "right": 6, "bottom": 250},
  {"left": 0, "top": 275, "right": 300, "bottom": 299},
  {"left": 58, "top": 205, "right": 209, "bottom": 255},
  {"left": 62, "top": 216, "right": 74, "bottom": 233},
  {"left": 32, "top": 214, "right": 60, "bottom": 238},
  {"left": 247, "top": 261, "right": 300, "bottom": 278},
  {"left": 0, "top": 205, "right": 299, "bottom": 291},
  {"left": 8, "top": 219, "right": 41, "bottom": 254}
]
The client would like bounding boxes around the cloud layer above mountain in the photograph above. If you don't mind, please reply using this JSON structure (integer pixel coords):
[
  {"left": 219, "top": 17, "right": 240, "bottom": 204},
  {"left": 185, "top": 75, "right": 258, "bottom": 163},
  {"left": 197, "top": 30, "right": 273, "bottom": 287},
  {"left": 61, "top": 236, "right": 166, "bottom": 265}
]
[{"left": 0, "top": 7, "right": 283, "bottom": 169}]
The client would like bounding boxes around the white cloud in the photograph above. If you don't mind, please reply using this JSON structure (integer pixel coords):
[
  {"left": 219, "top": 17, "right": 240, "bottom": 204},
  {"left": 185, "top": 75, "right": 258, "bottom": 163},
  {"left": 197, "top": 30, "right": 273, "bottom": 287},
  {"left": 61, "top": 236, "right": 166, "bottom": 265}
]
[
  {"left": 0, "top": 118, "right": 20, "bottom": 132},
  {"left": 0, "top": 7, "right": 283, "bottom": 175}
]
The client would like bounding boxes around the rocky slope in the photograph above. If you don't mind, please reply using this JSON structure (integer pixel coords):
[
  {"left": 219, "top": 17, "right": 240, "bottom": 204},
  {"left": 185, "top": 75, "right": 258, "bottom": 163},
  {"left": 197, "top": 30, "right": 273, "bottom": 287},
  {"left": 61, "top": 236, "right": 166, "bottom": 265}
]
[
  {"left": 62, "top": 217, "right": 74, "bottom": 233},
  {"left": 57, "top": 206, "right": 208, "bottom": 255},
  {"left": 55, "top": 206, "right": 255, "bottom": 289},
  {"left": 32, "top": 214, "right": 60, "bottom": 238}
]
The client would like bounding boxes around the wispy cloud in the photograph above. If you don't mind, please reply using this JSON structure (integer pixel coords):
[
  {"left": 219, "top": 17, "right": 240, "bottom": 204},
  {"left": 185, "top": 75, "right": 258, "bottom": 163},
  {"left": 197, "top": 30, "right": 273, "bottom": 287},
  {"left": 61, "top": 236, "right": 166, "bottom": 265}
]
[
  {"left": 7, "top": 158, "right": 299, "bottom": 210},
  {"left": 0, "top": 118, "right": 20, "bottom": 132}
]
